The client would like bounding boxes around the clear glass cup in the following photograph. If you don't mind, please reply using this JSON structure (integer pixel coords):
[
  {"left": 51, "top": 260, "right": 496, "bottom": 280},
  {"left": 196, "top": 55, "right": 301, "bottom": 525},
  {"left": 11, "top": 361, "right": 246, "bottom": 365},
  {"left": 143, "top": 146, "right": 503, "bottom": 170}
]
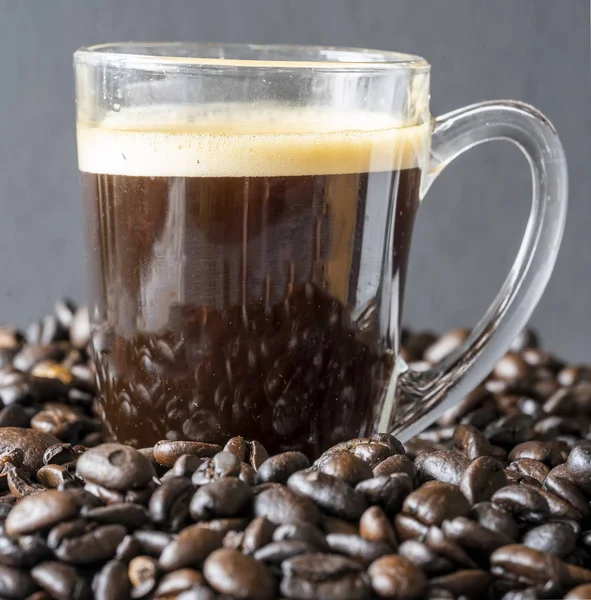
[{"left": 74, "top": 43, "right": 567, "bottom": 456}]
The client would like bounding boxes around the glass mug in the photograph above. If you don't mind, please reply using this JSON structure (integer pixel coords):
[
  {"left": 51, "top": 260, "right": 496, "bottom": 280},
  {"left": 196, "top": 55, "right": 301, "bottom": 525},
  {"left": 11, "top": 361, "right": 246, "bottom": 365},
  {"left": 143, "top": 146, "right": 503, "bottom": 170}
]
[{"left": 74, "top": 43, "right": 567, "bottom": 456}]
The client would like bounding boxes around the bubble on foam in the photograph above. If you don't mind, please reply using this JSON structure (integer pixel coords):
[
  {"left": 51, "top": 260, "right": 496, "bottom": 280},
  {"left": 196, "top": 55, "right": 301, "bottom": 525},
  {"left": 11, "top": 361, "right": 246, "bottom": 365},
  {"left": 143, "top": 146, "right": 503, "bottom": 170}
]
[{"left": 77, "top": 105, "right": 429, "bottom": 177}]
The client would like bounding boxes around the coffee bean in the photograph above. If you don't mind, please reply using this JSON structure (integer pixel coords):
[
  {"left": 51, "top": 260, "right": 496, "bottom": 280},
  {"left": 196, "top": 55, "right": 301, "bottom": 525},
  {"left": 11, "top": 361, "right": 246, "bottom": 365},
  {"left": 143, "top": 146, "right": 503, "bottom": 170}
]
[
  {"left": 317, "top": 452, "right": 373, "bottom": 486},
  {"left": 425, "top": 526, "right": 477, "bottom": 569},
  {"left": 148, "top": 476, "right": 193, "bottom": 532},
  {"left": 522, "top": 522, "right": 576, "bottom": 557},
  {"left": 403, "top": 481, "right": 470, "bottom": 526},
  {"left": 484, "top": 415, "right": 536, "bottom": 446},
  {"left": 128, "top": 555, "right": 158, "bottom": 596},
  {"left": 494, "top": 353, "right": 531, "bottom": 382},
  {"left": 189, "top": 477, "right": 252, "bottom": 520},
  {"left": 508, "top": 441, "right": 566, "bottom": 467},
  {"left": 442, "top": 517, "right": 512, "bottom": 553},
  {"left": 368, "top": 554, "right": 427, "bottom": 600},
  {"left": 153, "top": 441, "right": 221, "bottom": 468},
  {"left": 428, "top": 569, "right": 492, "bottom": 599},
  {"left": 0, "top": 564, "right": 38, "bottom": 599},
  {"left": 133, "top": 530, "right": 173, "bottom": 558},
  {"left": 92, "top": 560, "right": 130, "bottom": 600},
  {"left": 359, "top": 506, "right": 397, "bottom": 550},
  {"left": 5, "top": 491, "right": 78, "bottom": 536},
  {"left": 566, "top": 584, "right": 591, "bottom": 599},
  {"left": 372, "top": 455, "right": 416, "bottom": 483},
  {"left": 31, "top": 561, "right": 91, "bottom": 600},
  {"left": 424, "top": 329, "right": 469, "bottom": 364},
  {"left": 242, "top": 517, "right": 276, "bottom": 555},
  {"left": 394, "top": 514, "right": 429, "bottom": 542},
  {"left": 53, "top": 524, "right": 126, "bottom": 565},
  {"left": 254, "top": 539, "right": 315, "bottom": 563},
  {"left": 326, "top": 532, "right": 391, "bottom": 564},
  {"left": 507, "top": 458, "right": 550, "bottom": 485},
  {"left": 460, "top": 456, "right": 508, "bottom": 504},
  {"left": 154, "top": 568, "right": 204, "bottom": 597},
  {"left": 203, "top": 548, "right": 275, "bottom": 599},
  {"left": 545, "top": 465, "right": 590, "bottom": 519},
  {"left": 281, "top": 553, "right": 368, "bottom": 600},
  {"left": 491, "top": 485, "right": 550, "bottom": 523},
  {"left": 254, "top": 484, "right": 321, "bottom": 526},
  {"left": 397, "top": 540, "right": 453, "bottom": 576},
  {"left": 159, "top": 524, "right": 223, "bottom": 571},
  {"left": 471, "top": 502, "right": 520, "bottom": 541},
  {"left": 256, "top": 452, "right": 310, "bottom": 484},
  {"left": 415, "top": 450, "right": 470, "bottom": 486},
  {"left": 288, "top": 470, "right": 367, "bottom": 520},
  {"left": 356, "top": 474, "right": 413, "bottom": 515},
  {"left": 453, "top": 424, "right": 493, "bottom": 460},
  {"left": 195, "top": 517, "right": 249, "bottom": 534},
  {"left": 490, "top": 544, "right": 569, "bottom": 587},
  {"left": 567, "top": 445, "right": 591, "bottom": 494},
  {"left": 248, "top": 441, "right": 269, "bottom": 472},
  {"left": 76, "top": 444, "right": 154, "bottom": 491},
  {"left": 223, "top": 436, "right": 247, "bottom": 461},
  {"left": 273, "top": 522, "right": 329, "bottom": 551},
  {"left": 0, "top": 428, "right": 60, "bottom": 474}
]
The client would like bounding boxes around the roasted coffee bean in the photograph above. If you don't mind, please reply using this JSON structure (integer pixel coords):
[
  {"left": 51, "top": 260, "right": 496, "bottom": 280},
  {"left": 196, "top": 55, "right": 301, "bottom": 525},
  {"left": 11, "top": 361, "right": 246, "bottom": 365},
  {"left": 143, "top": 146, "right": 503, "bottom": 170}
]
[
  {"left": 508, "top": 441, "right": 566, "bottom": 467},
  {"left": 403, "top": 481, "right": 470, "bottom": 526},
  {"left": 273, "top": 522, "right": 328, "bottom": 551},
  {"left": 368, "top": 554, "right": 427, "bottom": 600},
  {"left": 288, "top": 470, "right": 367, "bottom": 520},
  {"left": 471, "top": 502, "right": 520, "bottom": 541},
  {"left": 453, "top": 424, "right": 494, "bottom": 460},
  {"left": 394, "top": 514, "right": 429, "bottom": 542},
  {"left": 92, "top": 560, "right": 131, "bottom": 600},
  {"left": 46, "top": 519, "right": 92, "bottom": 550},
  {"left": 507, "top": 458, "right": 550, "bottom": 485},
  {"left": 203, "top": 548, "right": 275, "bottom": 599},
  {"left": 398, "top": 540, "right": 453, "bottom": 576},
  {"left": 254, "top": 485, "right": 321, "bottom": 526},
  {"left": 159, "top": 525, "right": 223, "bottom": 571},
  {"left": 76, "top": 444, "right": 154, "bottom": 491},
  {"left": 325, "top": 533, "right": 390, "bottom": 564},
  {"left": 133, "top": 530, "right": 174, "bottom": 558},
  {"left": 522, "top": 522, "right": 576, "bottom": 557},
  {"left": 248, "top": 441, "right": 269, "bottom": 472},
  {"left": 415, "top": 450, "right": 470, "bottom": 485},
  {"left": 149, "top": 476, "right": 193, "bottom": 532},
  {"left": 355, "top": 473, "right": 413, "bottom": 515},
  {"left": 36, "top": 465, "right": 75, "bottom": 489},
  {"left": 0, "top": 428, "right": 60, "bottom": 473},
  {"left": 223, "top": 436, "right": 247, "bottom": 461},
  {"left": 31, "top": 561, "right": 91, "bottom": 600},
  {"left": 424, "top": 329, "right": 469, "bottom": 364},
  {"left": 189, "top": 477, "right": 252, "bottom": 520},
  {"left": 128, "top": 555, "right": 158, "bottom": 596},
  {"left": 154, "top": 568, "right": 205, "bottom": 597},
  {"left": 484, "top": 414, "right": 536, "bottom": 446},
  {"left": 5, "top": 491, "right": 78, "bottom": 536},
  {"left": 425, "top": 526, "right": 477, "bottom": 569},
  {"left": 0, "top": 405, "right": 30, "bottom": 428},
  {"left": 442, "top": 517, "right": 513, "bottom": 552},
  {"left": 171, "top": 454, "right": 203, "bottom": 478},
  {"left": 254, "top": 539, "right": 315, "bottom": 563},
  {"left": 83, "top": 503, "right": 148, "bottom": 529},
  {"left": 317, "top": 452, "right": 373, "bottom": 486},
  {"left": 256, "top": 452, "right": 310, "bottom": 484},
  {"left": 460, "top": 456, "right": 507, "bottom": 504},
  {"left": 42, "top": 443, "right": 78, "bottom": 467},
  {"left": 372, "top": 454, "right": 416, "bottom": 483},
  {"left": 567, "top": 444, "right": 591, "bottom": 494},
  {"left": 0, "top": 531, "right": 49, "bottom": 568},
  {"left": 491, "top": 485, "right": 550, "bottom": 523},
  {"left": 152, "top": 441, "right": 221, "bottom": 468},
  {"left": 242, "top": 517, "right": 276, "bottom": 555},
  {"left": 194, "top": 517, "right": 249, "bottom": 535},
  {"left": 359, "top": 506, "right": 397, "bottom": 550},
  {"left": 281, "top": 553, "right": 368, "bottom": 600},
  {"left": 53, "top": 524, "right": 126, "bottom": 565},
  {"left": 428, "top": 569, "right": 492, "bottom": 599},
  {"left": 322, "top": 515, "right": 359, "bottom": 536},
  {"left": 0, "top": 564, "right": 38, "bottom": 599},
  {"left": 490, "top": 544, "right": 569, "bottom": 587},
  {"left": 545, "top": 465, "right": 590, "bottom": 518}
]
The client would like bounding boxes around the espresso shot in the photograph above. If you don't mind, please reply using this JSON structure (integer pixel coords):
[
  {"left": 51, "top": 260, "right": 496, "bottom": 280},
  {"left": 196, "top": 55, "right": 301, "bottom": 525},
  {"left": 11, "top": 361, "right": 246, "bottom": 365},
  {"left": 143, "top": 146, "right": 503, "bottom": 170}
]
[{"left": 78, "top": 107, "right": 427, "bottom": 455}]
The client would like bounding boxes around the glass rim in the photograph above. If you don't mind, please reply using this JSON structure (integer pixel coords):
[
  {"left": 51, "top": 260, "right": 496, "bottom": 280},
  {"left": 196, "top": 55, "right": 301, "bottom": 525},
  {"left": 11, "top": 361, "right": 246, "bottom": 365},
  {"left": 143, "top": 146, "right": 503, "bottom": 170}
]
[{"left": 74, "top": 42, "right": 430, "bottom": 72}]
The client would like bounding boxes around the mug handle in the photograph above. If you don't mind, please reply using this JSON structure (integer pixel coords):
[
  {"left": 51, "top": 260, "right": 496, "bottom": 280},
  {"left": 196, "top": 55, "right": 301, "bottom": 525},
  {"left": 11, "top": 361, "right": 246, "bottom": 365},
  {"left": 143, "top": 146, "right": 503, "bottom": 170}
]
[{"left": 393, "top": 100, "right": 568, "bottom": 442}]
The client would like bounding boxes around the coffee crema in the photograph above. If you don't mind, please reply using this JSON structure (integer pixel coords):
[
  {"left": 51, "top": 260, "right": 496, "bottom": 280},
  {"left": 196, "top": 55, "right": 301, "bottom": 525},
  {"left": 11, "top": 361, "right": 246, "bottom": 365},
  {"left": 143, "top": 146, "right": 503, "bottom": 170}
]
[{"left": 78, "top": 106, "right": 427, "bottom": 455}]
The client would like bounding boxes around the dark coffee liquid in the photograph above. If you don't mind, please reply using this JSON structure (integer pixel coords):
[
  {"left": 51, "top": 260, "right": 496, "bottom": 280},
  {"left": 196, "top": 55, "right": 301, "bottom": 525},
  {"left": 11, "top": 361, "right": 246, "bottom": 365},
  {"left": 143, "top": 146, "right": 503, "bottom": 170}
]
[{"left": 78, "top": 114, "right": 425, "bottom": 455}]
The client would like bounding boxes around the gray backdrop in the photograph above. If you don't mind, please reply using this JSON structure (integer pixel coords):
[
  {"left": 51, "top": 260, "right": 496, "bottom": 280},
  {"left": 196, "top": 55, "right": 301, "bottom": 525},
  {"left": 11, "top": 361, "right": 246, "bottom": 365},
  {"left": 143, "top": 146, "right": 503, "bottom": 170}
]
[{"left": 0, "top": 0, "right": 588, "bottom": 360}]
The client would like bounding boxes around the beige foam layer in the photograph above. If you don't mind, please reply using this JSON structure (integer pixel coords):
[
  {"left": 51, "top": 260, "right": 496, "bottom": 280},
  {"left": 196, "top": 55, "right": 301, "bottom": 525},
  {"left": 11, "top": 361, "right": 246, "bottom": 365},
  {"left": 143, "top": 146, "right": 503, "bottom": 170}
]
[{"left": 77, "top": 106, "right": 429, "bottom": 177}]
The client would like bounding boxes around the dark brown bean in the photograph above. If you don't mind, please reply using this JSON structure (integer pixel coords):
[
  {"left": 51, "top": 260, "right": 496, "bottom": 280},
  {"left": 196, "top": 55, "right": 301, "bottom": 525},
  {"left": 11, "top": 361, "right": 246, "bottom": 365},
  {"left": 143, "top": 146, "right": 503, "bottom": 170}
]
[
  {"left": 368, "top": 554, "right": 427, "bottom": 600},
  {"left": 452, "top": 424, "right": 493, "bottom": 460},
  {"left": 359, "top": 506, "right": 397, "bottom": 550},
  {"left": 460, "top": 456, "right": 508, "bottom": 504},
  {"left": 159, "top": 525, "right": 224, "bottom": 571},
  {"left": 403, "top": 481, "right": 470, "bottom": 526}
]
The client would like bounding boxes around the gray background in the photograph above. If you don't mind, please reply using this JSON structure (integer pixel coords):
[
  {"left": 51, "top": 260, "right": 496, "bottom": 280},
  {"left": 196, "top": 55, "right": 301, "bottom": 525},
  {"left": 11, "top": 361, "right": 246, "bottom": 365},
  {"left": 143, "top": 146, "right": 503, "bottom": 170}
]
[{"left": 0, "top": 1, "right": 588, "bottom": 360}]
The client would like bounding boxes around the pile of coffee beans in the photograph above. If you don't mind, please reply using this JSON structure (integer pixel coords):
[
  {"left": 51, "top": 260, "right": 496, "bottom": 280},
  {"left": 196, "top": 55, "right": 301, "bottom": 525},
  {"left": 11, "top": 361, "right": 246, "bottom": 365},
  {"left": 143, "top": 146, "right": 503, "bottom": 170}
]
[{"left": 1, "top": 301, "right": 591, "bottom": 599}]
